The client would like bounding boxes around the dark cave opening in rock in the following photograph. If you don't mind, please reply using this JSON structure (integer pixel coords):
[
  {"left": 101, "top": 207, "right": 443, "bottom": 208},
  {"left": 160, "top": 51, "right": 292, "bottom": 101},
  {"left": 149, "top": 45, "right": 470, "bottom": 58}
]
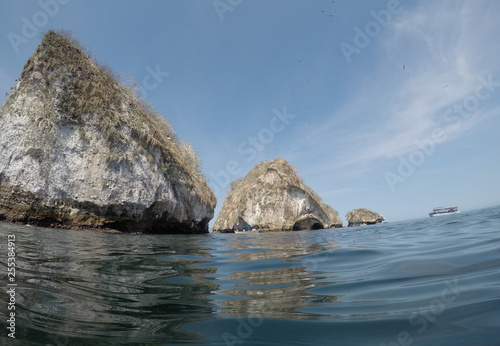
[
  {"left": 292, "top": 218, "right": 324, "bottom": 231},
  {"left": 310, "top": 222, "right": 323, "bottom": 230}
]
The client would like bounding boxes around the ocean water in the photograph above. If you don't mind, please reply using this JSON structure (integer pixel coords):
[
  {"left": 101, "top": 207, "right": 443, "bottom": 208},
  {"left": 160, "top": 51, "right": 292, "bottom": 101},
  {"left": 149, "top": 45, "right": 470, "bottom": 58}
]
[{"left": 1, "top": 206, "right": 499, "bottom": 345}]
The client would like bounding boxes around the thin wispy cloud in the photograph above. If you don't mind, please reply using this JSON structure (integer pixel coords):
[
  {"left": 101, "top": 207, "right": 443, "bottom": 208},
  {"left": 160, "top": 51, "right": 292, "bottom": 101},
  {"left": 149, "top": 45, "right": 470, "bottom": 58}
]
[{"left": 304, "top": 1, "right": 500, "bottom": 176}]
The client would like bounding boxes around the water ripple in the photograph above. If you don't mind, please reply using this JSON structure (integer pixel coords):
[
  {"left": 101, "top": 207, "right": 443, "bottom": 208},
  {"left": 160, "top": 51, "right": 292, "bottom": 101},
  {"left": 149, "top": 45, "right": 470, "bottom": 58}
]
[{"left": 0, "top": 206, "right": 499, "bottom": 345}]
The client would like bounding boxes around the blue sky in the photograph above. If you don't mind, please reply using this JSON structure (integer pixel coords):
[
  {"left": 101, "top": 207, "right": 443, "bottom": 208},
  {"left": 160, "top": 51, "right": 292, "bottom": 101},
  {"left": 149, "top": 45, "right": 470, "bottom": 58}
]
[{"left": 1, "top": 0, "right": 499, "bottom": 226}]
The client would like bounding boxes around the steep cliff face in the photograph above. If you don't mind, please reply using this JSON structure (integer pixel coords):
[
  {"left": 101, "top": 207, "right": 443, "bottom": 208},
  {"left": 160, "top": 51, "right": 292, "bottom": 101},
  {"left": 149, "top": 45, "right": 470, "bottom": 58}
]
[
  {"left": 346, "top": 208, "right": 385, "bottom": 227},
  {"left": 0, "top": 31, "right": 216, "bottom": 233},
  {"left": 213, "top": 158, "right": 342, "bottom": 232}
]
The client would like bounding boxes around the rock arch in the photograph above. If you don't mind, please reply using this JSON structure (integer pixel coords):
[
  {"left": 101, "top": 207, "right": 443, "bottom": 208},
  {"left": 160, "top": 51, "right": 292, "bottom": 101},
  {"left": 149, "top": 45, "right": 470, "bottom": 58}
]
[{"left": 292, "top": 216, "right": 324, "bottom": 231}]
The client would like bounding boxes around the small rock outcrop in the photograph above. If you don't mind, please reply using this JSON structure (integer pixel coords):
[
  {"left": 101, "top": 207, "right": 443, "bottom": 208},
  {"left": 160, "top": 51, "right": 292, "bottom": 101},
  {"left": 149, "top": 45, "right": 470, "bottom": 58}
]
[
  {"left": 213, "top": 158, "right": 342, "bottom": 232},
  {"left": 346, "top": 208, "right": 385, "bottom": 227},
  {"left": 0, "top": 31, "right": 216, "bottom": 233}
]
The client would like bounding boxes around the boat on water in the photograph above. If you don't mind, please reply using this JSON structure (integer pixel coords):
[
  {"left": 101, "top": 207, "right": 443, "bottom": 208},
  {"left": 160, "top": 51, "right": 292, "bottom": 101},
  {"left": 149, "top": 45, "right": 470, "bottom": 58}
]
[
  {"left": 234, "top": 226, "right": 259, "bottom": 233},
  {"left": 429, "top": 206, "right": 459, "bottom": 217},
  {"left": 232, "top": 216, "right": 259, "bottom": 233}
]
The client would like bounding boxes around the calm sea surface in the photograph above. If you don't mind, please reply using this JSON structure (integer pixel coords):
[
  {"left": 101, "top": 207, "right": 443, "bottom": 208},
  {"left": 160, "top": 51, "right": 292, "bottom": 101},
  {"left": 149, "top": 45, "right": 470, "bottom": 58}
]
[{"left": 1, "top": 206, "right": 499, "bottom": 345}]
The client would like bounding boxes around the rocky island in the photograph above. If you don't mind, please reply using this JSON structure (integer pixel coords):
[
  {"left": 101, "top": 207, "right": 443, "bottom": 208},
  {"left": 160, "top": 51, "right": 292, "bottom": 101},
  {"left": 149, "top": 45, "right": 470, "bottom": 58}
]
[
  {"left": 213, "top": 158, "right": 342, "bottom": 232},
  {"left": 346, "top": 208, "right": 385, "bottom": 227},
  {"left": 0, "top": 31, "right": 216, "bottom": 233}
]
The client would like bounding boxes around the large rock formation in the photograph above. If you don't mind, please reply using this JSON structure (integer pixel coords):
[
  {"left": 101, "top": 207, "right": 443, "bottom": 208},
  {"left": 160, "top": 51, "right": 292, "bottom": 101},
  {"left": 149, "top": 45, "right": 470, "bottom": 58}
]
[
  {"left": 0, "top": 31, "right": 216, "bottom": 233},
  {"left": 346, "top": 208, "right": 385, "bottom": 227},
  {"left": 213, "top": 158, "right": 342, "bottom": 232}
]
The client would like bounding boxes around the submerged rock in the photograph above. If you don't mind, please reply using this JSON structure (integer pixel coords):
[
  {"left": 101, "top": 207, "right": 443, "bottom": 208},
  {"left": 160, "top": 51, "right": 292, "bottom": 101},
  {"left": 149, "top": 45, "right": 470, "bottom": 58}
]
[
  {"left": 346, "top": 208, "right": 385, "bottom": 227},
  {"left": 213, "top": 158, "right": 342, "bottom": 232},
  {"left": 0, "top": 31, "right": 216, "bottom": 233}
]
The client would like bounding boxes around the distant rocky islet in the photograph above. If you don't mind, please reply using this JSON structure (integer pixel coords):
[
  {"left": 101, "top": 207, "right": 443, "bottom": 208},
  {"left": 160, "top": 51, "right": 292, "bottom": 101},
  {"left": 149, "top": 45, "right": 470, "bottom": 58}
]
[
  {"left": 0, "top": 31, "right": 384, "bottom": 233},
  {"left": 346, "top": 208, "right": 385, "bottom": 227},
  {"left": 212, "top": 158, "right": 343, "bottom": 233}
]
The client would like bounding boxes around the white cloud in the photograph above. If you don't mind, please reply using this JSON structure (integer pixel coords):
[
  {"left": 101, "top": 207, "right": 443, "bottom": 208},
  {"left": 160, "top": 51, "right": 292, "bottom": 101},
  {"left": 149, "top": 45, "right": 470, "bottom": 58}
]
[{"left": 306, "top": 1, "right": 500, "bottom": 174}]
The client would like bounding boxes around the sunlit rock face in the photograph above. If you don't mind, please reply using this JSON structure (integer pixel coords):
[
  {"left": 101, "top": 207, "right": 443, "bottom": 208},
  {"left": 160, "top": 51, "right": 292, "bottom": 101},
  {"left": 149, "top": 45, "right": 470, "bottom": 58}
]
[
  {"left": 346, "top": 208, "right": 385, "bottom": 227},
  {"left": 213, "top": 158, "right": 342, "bottom": 232},
  {"left": 0, "top": 31, "right": 216, "bottom": 233}
]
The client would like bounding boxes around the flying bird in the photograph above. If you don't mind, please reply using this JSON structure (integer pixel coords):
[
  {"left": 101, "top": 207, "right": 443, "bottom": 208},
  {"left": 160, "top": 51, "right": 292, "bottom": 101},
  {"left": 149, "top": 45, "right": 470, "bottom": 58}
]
[{"left": 403, "top": 65, "right": 405, "bottom": 70}]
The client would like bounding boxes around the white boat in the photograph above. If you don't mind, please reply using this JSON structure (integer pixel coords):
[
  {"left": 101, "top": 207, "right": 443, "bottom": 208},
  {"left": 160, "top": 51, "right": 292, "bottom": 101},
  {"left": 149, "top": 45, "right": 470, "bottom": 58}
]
[
  {"left": 429, "top": 206, "right": 459, "bottom": 217},
  {"left": 234, "top": 226, "right": 259, "bottom": 233}
]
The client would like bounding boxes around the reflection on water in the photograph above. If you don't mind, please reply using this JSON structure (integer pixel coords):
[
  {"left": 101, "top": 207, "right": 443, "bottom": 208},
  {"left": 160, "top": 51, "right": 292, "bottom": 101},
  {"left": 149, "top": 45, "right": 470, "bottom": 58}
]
[
  {"left": 0, "top": 226, "right": 218, "bottom": 344},
  {"left": 0, "top": 206, "right": 499, "bottom": 345},
  {"left": 211, "top": 232, "right": 341, "bottom": 319}
]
